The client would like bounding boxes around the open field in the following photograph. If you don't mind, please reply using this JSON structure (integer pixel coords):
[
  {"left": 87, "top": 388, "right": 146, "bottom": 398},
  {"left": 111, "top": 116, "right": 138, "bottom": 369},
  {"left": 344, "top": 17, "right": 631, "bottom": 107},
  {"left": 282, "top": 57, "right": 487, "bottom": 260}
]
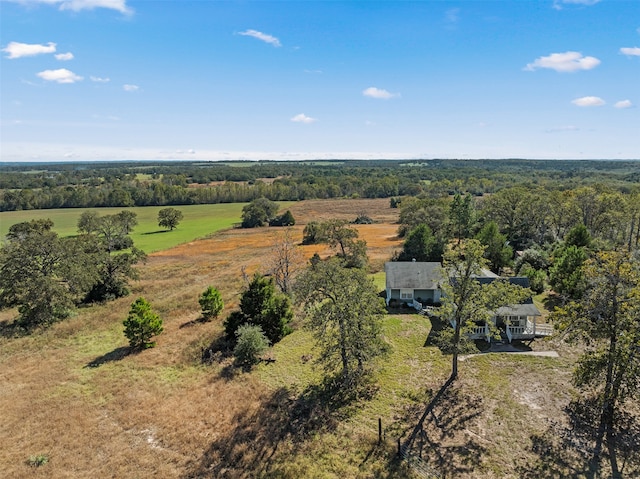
[
  {"left": 0, "top": 198, "right": 625, "bottom": 478},
  {"left": 0, "top": 203, "right": 274, "bottom": 253}
]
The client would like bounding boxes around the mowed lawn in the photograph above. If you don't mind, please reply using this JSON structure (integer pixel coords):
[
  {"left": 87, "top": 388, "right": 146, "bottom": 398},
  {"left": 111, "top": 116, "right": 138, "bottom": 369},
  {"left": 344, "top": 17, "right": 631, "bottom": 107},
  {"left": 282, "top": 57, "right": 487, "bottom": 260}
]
[{"left": 1, "top": 203, "right": 287, "bottom": 252}]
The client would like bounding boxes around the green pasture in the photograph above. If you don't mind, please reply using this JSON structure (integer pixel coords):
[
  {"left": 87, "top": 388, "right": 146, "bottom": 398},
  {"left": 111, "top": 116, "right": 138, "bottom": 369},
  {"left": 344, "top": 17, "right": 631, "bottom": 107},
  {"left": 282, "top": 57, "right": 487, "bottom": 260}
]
[{"left": 0, "top": 204, "right": 248, "bottom": 253}]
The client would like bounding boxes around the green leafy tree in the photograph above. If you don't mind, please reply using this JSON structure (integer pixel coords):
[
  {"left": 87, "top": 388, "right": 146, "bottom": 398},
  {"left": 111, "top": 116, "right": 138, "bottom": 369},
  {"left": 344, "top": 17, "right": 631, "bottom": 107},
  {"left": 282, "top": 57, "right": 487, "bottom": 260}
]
[
  {"left": 199, "top": 286, "right": 224, "bottom": 321},
  {"left": 319, "top": 219, "right": 369, "bottom": 268},
  {"left": 78, "top": 212, "right": 145, "bottom": 303},
  {"left": 77, "top": 211, "right": 101, "bottom": 235},
  {"left": 475, "top": 221, "right": 513, "bottom": 274},
  {"left": 295, "top": 257, "right": 387, "bottom": 383},
  {"left": 549, "top": 244, "right": 588, "bottom": 300},
  {"left": 552, "top": 251, "right": 640, "bottom": 478},
  {"left": 7, "top": 218, "right": 54, "bottom": 241},
  {"left": 158, "top": 207, "right": 183, "bottom": 230},
  {"left": 518, "top": 264, "right": 547, "bottom": 294},
  {"left": 115, "top": 210, "right": 138, "bottom": 235},
  {"left": 241, "top": 198, "right": 279, "bottom": 228},
  {"left": 514, "top": 247, "right": 550, "bottom": 274},
  {"left": 395, "top": 224, "right": 443, "bottom": 262},
  {"left": 269, "top": 210, "right": 296, "bottom": 226},
  {"left": 564, "top": 223, "right": 592, "bottom": 249},
  {"left": 84, "top": 245, "right": 146, "bottom": 303},
  {"left": 95, "top": 214, "right": 134, "bottom": 252},
  {"left": 233, "top": 324, "right": 270, "bottom": 367},
  {"left": 438, "top": 240, "right": 531, "bottom": 380},
  {"left": 0, "top": 221, "right": 96, "bottom": 329},
  {"left": 123, "top": 297, "right": 163, "bottom": 349},
  {"left": 224, "top": 273, "right": 293, "bottom": 344},
  {"left": 302, "top": 221, "right": 324, "bottom": 245},
  {"left": 449, "top": 193, "right": 475, "bottom": 244}
]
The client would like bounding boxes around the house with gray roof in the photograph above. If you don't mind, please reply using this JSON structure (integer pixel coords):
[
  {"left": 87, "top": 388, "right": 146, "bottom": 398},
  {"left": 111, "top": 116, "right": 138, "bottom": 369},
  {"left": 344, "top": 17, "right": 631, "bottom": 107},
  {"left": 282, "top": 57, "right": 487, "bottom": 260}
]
[
  {"left": 384, "top": 261, "right": 444, "bottom": 306},
  {"left": 385, "top": 261, "right": 552, "bottom": 342}
]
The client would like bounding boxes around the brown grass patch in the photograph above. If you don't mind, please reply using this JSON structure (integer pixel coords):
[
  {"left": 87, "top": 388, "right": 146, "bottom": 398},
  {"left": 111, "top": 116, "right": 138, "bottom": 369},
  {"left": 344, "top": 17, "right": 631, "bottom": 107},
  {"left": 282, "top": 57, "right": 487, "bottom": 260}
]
[
  {"left": 0, "top": 198, "right": 597, "bottom": 478},
  {"left": 0, "top": 198, "right": 403, "bottom": 478}
]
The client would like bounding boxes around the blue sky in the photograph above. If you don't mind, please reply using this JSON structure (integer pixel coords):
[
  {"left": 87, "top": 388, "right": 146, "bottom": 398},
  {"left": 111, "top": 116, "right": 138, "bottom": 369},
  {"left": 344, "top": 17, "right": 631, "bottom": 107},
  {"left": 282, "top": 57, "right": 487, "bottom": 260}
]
[{"left": 1, "top": 0, "right": 639, "bottom": 161}]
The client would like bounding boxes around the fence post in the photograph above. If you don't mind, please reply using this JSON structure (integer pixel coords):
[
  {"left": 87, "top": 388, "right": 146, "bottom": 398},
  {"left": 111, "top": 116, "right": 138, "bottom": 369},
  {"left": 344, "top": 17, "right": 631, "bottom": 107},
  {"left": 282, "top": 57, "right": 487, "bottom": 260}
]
[
  {"left": 397, "top": 438, "right": 401, "bottom": 457},
  {"left": 378, "top": 418, "right": 382, "bottom": 444}
]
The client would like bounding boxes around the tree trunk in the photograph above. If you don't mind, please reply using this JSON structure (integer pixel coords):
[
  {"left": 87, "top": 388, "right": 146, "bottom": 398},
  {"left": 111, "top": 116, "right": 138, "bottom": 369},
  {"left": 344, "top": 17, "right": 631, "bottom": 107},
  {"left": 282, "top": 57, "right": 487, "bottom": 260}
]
[{"left": 451, "top": 320, "right": 460, "bottom": 381}]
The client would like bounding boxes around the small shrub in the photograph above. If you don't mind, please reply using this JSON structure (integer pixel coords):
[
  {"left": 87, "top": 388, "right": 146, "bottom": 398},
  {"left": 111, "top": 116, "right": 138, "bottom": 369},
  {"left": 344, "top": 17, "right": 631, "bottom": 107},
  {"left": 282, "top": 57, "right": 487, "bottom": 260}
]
[
  {"left": 27, "top": 454, "right": 49, "bottom": 467},
  {"left": 269, "top": 210, "right": 296, "bottom": 226},
  {"left": 352, "top": 214, "right": 373, "bottom": 224},
  {"left": 199, "top": 286, "right": 224, "bottom": 321},
  {"left": 123, "top": 297, "right": 163, "bottom": 349},
  {"left": 233, "top": 324, "right": 270, "bottom": 367}
]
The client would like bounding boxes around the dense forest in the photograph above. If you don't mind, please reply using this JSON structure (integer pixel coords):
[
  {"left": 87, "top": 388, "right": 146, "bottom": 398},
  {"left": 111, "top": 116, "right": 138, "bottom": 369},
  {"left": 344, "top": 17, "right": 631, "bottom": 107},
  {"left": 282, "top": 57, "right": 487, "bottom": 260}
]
[{"left": 1, "top": 159, "right": 638, "bottom": 211}]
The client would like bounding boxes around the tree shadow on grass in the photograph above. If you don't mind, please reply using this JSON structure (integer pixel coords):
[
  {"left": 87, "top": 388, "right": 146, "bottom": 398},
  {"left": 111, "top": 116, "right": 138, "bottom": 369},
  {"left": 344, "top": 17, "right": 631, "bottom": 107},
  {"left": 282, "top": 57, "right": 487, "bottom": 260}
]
[
  {"left": 184, "top": 373, "right": 382, "bottom": 478},
  {"left": 141, "top": 230, "right": 170, "bottom": 235},
  {"left": 84, "top": 346, "right": 134, "bottom": 368},
  {"left": 0, "top": 319, "right": 27, "bottom": 338},
  {"left": 179, "top": 316, "right": 211, "bottom": 329},
  {"left": 517, "top": 397, "right": 640, "bottom": 479},
  {"left": 397, "top": 378, "right": 486, "bottom": 479}
]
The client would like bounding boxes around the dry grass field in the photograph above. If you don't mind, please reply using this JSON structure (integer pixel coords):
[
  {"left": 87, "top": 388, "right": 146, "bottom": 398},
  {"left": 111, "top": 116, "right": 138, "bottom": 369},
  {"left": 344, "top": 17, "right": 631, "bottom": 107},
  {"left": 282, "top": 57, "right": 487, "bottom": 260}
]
[{"left": 1, "top": 198, "right": 630, "bottom": 478}]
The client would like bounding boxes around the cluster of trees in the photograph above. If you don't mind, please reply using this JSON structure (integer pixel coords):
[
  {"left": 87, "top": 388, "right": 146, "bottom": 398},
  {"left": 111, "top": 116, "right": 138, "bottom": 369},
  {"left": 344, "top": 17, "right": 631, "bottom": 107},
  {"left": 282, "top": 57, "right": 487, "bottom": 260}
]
[
  {"left": 553, "top": 250, "right": 640, "bottom": 477},
  {"left": 395, "top": 185, "right": 640, "bottom": 476},
  {"left": 0, "top": 213, "right": 145, "bottom": 329},
  {"left": 240, "top": 198, "right": 295, "bottom": 228},
  {"left": 302, "top": 219, "right": 368, "bottom": 268},
  {"left": 394, "top": 186, "right": 640, "bottom": 302},
  {"left": 3, "top": 159, "right": 638, "bottom": 212}
]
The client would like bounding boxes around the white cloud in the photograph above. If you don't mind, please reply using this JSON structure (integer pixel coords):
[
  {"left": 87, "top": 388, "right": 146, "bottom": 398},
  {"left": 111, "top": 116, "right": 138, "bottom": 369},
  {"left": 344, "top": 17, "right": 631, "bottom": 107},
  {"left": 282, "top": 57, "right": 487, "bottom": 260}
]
[
  {"left": 445, "top": 8, "right": 460, "bottom": 23},
  {"left": 37, "top": 68, "right": 83, "bottom": 83},
  {"left": 620, "top": 47, "right": 640, "bottom": 56},
  {"left": 572, "top": 96, "right": 605, "bottom": 107},
  {"left": 524, "top": 51, "right": 600, "bottom": 72},
  {"left": 123, "top": 84, "right": 139, "bottom": 92},
  {"left": 238, "top": 29, "right": 281, "bottom": 47},
  {"left": 614, "top": 100, "right": 633, "bottom": 109},
  {"left": 90, "top": 76, "right": 110, "bottom": 82},
  {"left": 553, "top": 0, "right": 600, "bottom": 10},
  {"left": 290, "top": 113, "right": 316, "bottom": 124},
  {"left": 362, "top": 87, "right": 400, "bottom": 100},
  {"left": 9, "top": 0, "right": 132, "bottom": 14},
  {"left": 55, "top": 52, "right": 74, "bottom": 61},
  {"left": 2, "top": 41, "right": 56, "bottom": 59}
]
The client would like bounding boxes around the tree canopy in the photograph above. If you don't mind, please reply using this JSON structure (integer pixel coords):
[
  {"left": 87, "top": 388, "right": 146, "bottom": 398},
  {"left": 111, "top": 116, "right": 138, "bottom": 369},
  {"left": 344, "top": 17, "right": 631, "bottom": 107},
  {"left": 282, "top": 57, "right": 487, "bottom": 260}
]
[
  {"left": 158, "top": 207, "right": 183, "bottom": 230},
  {"left": 295, "top": 257, "right": 387, "bottom": 384},
  {"left": 553, "top": 251, "right": 640, "bottom": 477},
  {"left": 224, "top": 273, "right": 293, "bottom": 344}
]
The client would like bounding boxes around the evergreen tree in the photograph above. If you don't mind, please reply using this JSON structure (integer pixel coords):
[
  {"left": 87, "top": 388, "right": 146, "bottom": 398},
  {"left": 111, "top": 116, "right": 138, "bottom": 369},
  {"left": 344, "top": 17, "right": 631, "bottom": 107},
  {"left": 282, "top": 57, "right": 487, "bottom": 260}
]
[
  {"left": 199, "top": 286, "right": 224, "bottom": 321},
  {"left": 123, "top": 297, "right": 163, "bottom": 349},
  {"left": 224, "top": 273, "right": 293, "bottom": 344},
  {"left": 395, "top": 224, "right": 443, "bottom": 262},
  {"left": 475, "top": 221, "right": 513, "bottom": 274}
]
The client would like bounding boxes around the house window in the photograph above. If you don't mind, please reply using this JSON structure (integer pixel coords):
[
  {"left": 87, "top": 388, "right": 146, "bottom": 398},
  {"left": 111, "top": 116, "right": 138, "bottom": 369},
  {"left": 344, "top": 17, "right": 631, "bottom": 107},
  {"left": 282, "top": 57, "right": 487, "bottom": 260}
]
[{"left": 400, "top": 289, "right": 413, "bottom": 300}]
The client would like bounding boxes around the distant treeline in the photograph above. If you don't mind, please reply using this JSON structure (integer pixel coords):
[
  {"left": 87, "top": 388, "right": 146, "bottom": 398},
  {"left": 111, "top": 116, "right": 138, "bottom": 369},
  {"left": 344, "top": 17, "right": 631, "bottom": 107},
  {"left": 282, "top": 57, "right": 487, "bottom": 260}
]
[{"left": 1, "top": 159, "right": 638, "bottom": 211}]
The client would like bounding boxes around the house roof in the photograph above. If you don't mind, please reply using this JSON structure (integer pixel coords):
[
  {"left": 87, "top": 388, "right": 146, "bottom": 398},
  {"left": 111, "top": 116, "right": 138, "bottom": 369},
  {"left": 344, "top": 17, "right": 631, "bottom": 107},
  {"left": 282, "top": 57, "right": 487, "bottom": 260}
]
[
  {"left": 495, "top": 303, "right": 541, "bottom": 317},
  {"left": 385, "top": 261, "right": 443, "bottom": 290},
  {"left": 476, "top": 276, "right": 531, "bottom": 288}
]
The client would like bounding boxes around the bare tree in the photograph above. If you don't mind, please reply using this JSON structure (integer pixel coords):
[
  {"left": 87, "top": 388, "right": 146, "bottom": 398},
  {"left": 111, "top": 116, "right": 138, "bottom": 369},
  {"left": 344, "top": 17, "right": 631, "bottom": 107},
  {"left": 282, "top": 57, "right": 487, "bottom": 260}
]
[{"left": 268, "top": 228, "right": 304, "bottom": 295}]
